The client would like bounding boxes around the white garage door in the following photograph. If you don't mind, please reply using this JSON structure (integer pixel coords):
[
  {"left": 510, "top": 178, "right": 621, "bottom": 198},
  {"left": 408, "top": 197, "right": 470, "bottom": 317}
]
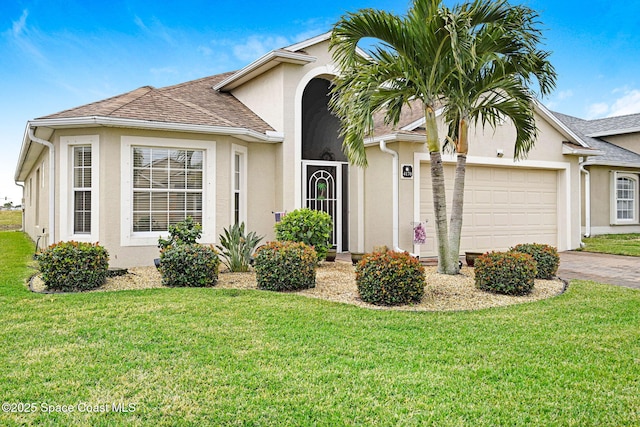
[{"left": 419, "top": 164, "right": 558, "bottom": 257}]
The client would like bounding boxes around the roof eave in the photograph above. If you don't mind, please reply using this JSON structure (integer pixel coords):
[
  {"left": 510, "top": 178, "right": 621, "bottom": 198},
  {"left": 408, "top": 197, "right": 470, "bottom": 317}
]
[
  {"left": 535, "top": 101, "right": 591, "bottom": 148},
  {"left": 587, "top": 127, "right": 640, "bottom": 137},
  {"left": 213, "top": 50, "right": 317, "bottom": 91},
  {"left": 364, "top": 132, "right": 426, "bottom": 146},
  {"left": 26, "top": 116, "right": 283, "bottom": 142},
  {"left": 562, "top": 143, "right": 605, "bottom": 157}
]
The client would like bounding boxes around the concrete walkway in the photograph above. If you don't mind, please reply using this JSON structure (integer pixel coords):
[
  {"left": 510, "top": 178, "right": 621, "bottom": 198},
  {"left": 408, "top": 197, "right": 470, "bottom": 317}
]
[{"left": 558, "top": 251, "right": 640, "bottom": 290}]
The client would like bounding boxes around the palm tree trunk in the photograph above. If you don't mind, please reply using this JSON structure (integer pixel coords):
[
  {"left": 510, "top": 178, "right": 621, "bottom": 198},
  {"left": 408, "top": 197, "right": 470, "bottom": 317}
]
[
  {"left": 424, "top": 106, "right": 452, "bottom": 274},
  {"left": 448, "top": 119, "right": 469, "bottom": 274}
]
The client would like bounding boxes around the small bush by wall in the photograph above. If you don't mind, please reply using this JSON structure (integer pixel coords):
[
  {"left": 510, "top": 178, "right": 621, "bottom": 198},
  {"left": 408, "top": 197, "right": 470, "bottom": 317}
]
[
  {"left": 38, "top": 241, "right": 109, "bottom": 292},
  {"left": 217, "top": 222, "right": 263, "bottom": 272},
  {"left": 274, "top": 208, "right": 333, "bottom": 261},
  {"left": 254, "top": 241, "right": 317, "bottom": 291},
  {"left": 474, "top": 251, "right": 537, "bottom": 296},
  {"left": 510, "top": 243, "right": 559, "bottom": 279},
  {"left": 159, "top": 244, "right": 219, "bottom": 287},
  {"left": 355, "top": 251, "right": 425, "bottom": 306}
]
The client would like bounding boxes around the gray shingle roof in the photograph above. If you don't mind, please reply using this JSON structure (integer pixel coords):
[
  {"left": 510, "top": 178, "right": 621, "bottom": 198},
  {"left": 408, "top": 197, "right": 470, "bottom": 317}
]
[
  {"left": 39, "top": 72, "right": 274, "bottom": 134},
  {"left": 550, "top": 111, "right": 640, "bottom": 167}
]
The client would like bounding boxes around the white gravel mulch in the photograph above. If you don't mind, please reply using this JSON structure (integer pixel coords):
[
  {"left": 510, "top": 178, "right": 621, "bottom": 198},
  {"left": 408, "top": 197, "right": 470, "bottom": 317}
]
[{"left": 30, "top": 261, "right": 566, "bottom": 312}]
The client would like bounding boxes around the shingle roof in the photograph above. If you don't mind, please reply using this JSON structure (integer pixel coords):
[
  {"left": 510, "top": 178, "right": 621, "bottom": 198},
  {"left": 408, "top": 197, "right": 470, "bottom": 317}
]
[
  {"left": 39, "top": 72, "right": 274, "bottom": 134},
  {"left": 583, "top": 112, "right": 640, "bottom": 136},
  {"left": 551, "top": 111, "right": 640, "bottom": 166}
]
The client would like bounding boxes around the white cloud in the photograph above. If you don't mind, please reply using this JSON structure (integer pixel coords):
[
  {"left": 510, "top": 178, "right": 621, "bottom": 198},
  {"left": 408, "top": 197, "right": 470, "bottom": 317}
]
[
  {"left": 586, "top": 89, "right": 640, "bottom": 119},
  {"left": 587, "top": 102, "right": 610, "bottom": 119},
  {"left": 557, "top": 90, "right": 573, "bottom": 100},
  {"left": 608, "top": 89, "right": 640, "bottom": 117},
  {"left": 232, "top": 35, "right": 290, "bottom": 62},
  {"left": 12, "top": 9, "right": 28, "bottom": 37}
]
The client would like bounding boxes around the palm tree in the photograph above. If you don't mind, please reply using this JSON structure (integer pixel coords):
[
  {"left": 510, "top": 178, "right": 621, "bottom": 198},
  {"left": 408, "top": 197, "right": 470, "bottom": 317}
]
[{"left": 329, "top": 0, "right": 556, "bottom": 274}]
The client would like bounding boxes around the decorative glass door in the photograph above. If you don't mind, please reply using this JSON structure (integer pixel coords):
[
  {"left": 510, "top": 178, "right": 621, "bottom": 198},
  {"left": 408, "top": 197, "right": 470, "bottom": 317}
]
[{"left": 303, "top": 161, "right": 344, "bottom": 251}]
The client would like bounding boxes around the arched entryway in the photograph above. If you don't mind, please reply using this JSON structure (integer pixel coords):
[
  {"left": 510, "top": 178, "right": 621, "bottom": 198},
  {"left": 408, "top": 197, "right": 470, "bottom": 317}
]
[{"left": 301, "top": 78, "right": 349, "bottom": 251}]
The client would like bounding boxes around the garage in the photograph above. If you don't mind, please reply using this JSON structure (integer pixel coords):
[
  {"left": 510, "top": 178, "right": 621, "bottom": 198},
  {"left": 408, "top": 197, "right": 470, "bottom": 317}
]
[{"left": 418, "top": 163, "right": 558, "bottom": 257}]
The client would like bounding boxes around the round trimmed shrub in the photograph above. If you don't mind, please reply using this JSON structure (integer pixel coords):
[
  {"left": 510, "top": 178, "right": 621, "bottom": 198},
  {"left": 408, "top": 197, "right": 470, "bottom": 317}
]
[
  {"left": 474, "top": 251, "right": 537, "bottom": 296},
  {"left": 159, "top": 244, "right": 219, "bottom": 287},
  {"left": 38, "top": 241, "right": 109, "bottom": 292},
  {"left": 254, "top": 241, "right": 317, "bottom": 291},
  {"left": 274, "top": 208, "right": 333, "bottom": 261},
  {"left": 355, "top": 251, "right": 425, "bottom": 306},
  {"left": 510, "top": 243, "right": 559, "bottom": 279}
]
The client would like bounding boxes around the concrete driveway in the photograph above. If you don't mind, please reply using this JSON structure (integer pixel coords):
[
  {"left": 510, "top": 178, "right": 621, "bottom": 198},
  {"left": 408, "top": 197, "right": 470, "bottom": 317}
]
[{"left": 558, "top": 251, "right": 640, "bottom": 290}]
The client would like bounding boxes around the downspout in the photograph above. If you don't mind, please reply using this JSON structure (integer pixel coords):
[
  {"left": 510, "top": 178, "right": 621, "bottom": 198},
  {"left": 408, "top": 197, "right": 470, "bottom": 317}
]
[
  {"left": 379, "top": 140, "right": 399, "bottom": 250},
  {"left": 28, "top": 127, "right": 55, "bottom": 245},
  {"left": 579, "top": 158, "right": 591, "bottom": 242}
]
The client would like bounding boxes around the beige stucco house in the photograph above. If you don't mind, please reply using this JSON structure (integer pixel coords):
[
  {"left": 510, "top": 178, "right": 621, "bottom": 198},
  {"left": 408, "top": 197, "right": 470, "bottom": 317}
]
[{"left": 15, "top": 33, "right": 607, "bottom": 267}]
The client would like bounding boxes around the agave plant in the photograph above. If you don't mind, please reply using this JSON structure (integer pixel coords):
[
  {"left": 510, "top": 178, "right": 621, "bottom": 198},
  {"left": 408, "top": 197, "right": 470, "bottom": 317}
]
[{"left": 217, "top": 222, "right": 264, "bottom": 272}]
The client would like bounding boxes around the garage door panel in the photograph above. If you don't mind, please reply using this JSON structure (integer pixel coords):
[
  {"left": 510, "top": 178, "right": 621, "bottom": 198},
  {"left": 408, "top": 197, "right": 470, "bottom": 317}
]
[{"left": 419, "top": 164, "right": 557, "bottom": 257}]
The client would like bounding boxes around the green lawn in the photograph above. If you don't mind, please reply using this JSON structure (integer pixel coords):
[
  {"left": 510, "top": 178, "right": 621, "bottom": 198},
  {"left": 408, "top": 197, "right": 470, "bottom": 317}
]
[
  {"left": 0, "top": 210, "right": 21, "bottom": 231},
  {"left": 580, "top": 233, "right": 640, "bottom": 257},
  {"left": 1, "top": 231, "right": 639, "bottom": 426}
]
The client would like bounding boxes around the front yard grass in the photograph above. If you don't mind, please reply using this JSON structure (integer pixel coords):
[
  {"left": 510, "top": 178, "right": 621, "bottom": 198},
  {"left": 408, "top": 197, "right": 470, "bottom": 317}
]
[
  {"left": 580, "top": 233, "right": 640, "bottom": 256},
  {"left": 0, "top": 210, "right": 21, "bottom": 231},
  {"left": 1, "top": 231, "right": 639, "bottom": 426}
]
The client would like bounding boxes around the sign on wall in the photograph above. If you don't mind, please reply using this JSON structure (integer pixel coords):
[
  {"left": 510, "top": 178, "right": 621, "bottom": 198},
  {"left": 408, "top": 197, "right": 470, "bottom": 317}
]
[{"left": 401, "top": 164, "right": 413, "bottom": 179}]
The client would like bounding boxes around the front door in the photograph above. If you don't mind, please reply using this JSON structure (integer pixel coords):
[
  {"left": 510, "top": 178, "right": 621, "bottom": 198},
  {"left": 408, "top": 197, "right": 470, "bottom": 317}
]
[{"left": 303, "top": 161, "right": 348, "bottom": 252}]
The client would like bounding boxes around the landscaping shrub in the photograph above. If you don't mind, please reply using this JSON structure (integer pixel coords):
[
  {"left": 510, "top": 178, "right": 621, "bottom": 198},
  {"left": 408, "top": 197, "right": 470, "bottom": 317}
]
[
  {"left": 158, "top": 216, "right": 202, "bottom": 250},
  {"left": 254, "top": 241, "right": 316, "bottom": 291},
  {"left": 159, "top": 244, "right": 219, "bottom": 287},
  {"left": 217, "top": 222, "right": 263, "bottom": 272},
  {"left": 274, "top": 208, "right": 333, "bottom": 261},
  {"left": 474, "top": 251, "right": 537, "bottom": 296},
  {"left": 510, "top": 243, "right": 559, "bottom": 279},
  {"left": 355, "top": 251, "right": 425, "bottom": 306},
  {"left": 38, "top": 241, "right": 109, "bottom": 292}
]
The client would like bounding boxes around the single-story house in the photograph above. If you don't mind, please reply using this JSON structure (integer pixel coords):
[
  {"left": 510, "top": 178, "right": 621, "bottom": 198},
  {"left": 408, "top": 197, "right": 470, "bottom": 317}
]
[
  {"left": 15, "top": 32, "right": 626, "bottom": 267},
  {"left": 550, "top": 112, "right": 640, "bottom": 236}
]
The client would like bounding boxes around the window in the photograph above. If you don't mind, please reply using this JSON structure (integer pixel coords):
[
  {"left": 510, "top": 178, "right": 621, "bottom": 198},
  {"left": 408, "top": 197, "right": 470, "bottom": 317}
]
[
  {"left": 616, "top": 175, "right": 637, "bottom": 221},
  {"left": 231, "top": 145, "right": 247, "bottom": 225},
  {"left": 60, "top": 135, "right": 99, "bottom": 241},
  {"left": 612, "top": 172, "right": 639, "bottom": 224},
  {"left": 132, "top": 147, "right": 203, "bottom": 232},
  {"left": 73, "top": 146, "right": 92, "bottom": 234}
]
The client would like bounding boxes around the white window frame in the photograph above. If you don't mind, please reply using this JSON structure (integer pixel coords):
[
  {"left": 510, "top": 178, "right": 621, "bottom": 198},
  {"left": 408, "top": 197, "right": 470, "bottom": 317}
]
[
  {"left": 230, "top": 144, "right": 247, "bottom": 225},
  {"left": 120, "top": 136, "right": 216, "bottom": 247},
  {"left": 60, "top": 135, "right": 100, "bottom": 242},
  {"left": 611, "top": 171, "right": 639, "bottom": 225}
]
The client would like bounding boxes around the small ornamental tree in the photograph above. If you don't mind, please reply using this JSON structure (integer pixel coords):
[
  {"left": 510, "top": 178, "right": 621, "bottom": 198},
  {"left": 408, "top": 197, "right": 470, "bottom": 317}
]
[{"left": 274, "top": 208, "right": 333, "bottom": 261}]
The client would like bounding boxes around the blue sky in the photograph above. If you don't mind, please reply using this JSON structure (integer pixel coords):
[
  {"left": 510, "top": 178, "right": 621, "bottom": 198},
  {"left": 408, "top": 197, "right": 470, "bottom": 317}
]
[{"left": 2, "top": 0, "right": 640, "bottom": 204}]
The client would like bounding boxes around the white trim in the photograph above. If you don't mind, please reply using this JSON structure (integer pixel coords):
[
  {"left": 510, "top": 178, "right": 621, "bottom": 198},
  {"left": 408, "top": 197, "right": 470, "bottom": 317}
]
[
  {"left": 120, "top": 136, "right": 216, "bottom": 247},
  {"left": 535, "top": 101, "right": 590, "bottom": 148},
  {"left": 413, "top": 152, "right": 574, "bottom": 253},
  {"left": 293, "top": 64, "right": 339, "bottom": 209},
  {"left": 231, "top": 144, "right": 248, "bottom": 225},
  {"left": 23, "top": 117, "right": 283, "bottom": 143},
  {"left": 590, "top": 224, "right": 640, "bottom": 235},
  {"left": 59, "top": 135, "right": 100, "bottom": 243},
  {"left": 587, "top": 126, "right": 640, "bottom": 137}
]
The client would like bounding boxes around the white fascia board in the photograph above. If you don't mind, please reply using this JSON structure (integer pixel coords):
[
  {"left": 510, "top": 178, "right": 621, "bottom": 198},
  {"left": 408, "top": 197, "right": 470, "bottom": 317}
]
[
  {"left": 213, "top": 50, "right": 316, "bottom": 91},
  {"left": 364, "top": 132, "right": 426, "bottom": 146},
  {"left": 587, "top": 127, "right": 640, "bottom": 137},
  {"left": 583, "top": 159, "right": 640, "bottom": 169},
  {"left": 535, "top": 101, "right": 590, "bottom": 148},
  {"left": 27, "top": 117, "right": 284, "bottom": 143}
]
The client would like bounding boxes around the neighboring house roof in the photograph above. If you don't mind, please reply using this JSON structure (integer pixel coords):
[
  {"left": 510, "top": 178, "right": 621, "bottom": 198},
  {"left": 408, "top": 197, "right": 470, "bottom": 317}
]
[{"left": 550, "top": 111, "right": 640, "bottom": 168}]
